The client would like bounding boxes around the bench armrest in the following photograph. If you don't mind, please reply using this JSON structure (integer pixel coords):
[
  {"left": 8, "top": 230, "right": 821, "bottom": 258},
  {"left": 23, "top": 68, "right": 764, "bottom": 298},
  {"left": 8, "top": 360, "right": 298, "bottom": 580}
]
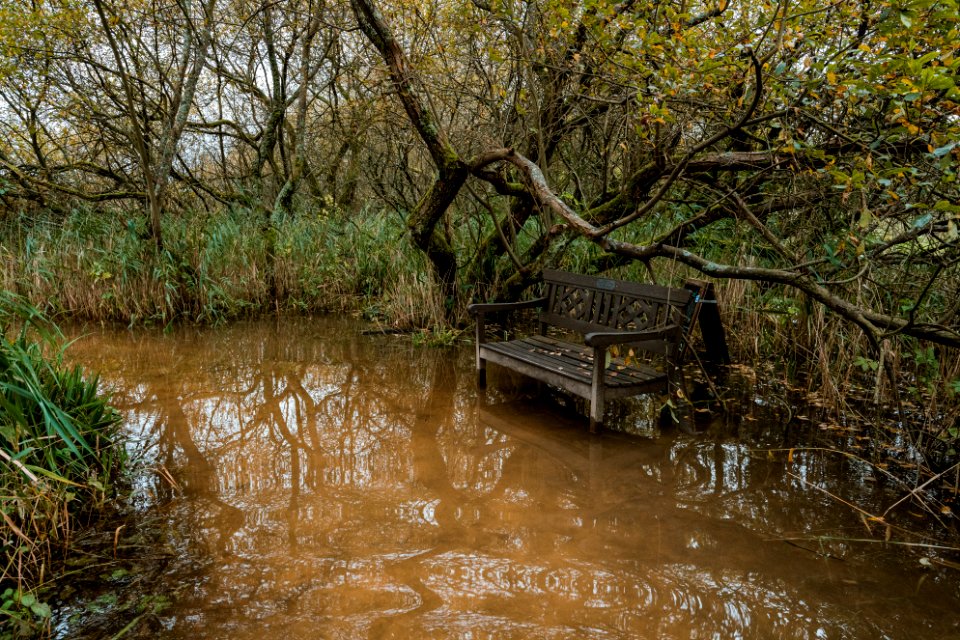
[
  {"left": 467, "top": 296, "right": 548, "bottom": 316},
  {"left": 584, "top": 324, "right": 682, "bottom": 348}
]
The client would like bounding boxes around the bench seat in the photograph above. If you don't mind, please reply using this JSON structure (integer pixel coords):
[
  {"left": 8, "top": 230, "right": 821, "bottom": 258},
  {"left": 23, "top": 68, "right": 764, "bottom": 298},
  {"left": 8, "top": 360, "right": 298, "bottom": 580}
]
[{"left": 481, "top": 335, "right": 669, "bottom": 399}]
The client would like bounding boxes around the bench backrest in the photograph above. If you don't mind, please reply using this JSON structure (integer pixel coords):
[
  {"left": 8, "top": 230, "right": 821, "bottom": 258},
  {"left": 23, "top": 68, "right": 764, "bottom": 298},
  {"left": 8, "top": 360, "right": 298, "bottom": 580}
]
[{"left": 539, "top": 269, "right": 694, "bottom": 336}]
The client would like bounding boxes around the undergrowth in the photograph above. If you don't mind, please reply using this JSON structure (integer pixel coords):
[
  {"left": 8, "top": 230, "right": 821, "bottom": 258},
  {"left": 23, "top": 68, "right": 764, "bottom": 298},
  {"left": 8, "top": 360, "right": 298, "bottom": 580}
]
[{"left": 1, "top": 293, "right": 124, "bottom": 638}]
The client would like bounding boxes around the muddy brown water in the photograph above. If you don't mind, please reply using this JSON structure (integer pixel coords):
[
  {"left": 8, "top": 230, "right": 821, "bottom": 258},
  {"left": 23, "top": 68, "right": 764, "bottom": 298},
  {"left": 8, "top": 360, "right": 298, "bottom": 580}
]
[{"left": 62, "top": 317, "right": 960, "bottom": 639}]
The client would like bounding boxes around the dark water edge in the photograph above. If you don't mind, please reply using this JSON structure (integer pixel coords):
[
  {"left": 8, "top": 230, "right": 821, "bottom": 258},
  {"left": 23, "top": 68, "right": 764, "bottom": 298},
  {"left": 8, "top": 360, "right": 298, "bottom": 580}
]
[{"left": 51, "top": 316, "right": 960, "bottom": 639}]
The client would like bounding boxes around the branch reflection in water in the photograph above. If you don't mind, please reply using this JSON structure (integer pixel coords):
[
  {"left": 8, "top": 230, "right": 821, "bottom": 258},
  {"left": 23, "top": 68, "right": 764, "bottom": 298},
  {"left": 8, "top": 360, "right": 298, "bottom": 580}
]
[{"left": 66, "top": 317, "right": 960, "bottom": 639}]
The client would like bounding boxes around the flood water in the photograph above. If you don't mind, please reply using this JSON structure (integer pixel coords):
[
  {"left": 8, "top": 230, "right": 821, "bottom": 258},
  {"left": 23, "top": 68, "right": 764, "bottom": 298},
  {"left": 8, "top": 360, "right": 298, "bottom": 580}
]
[{"left": 64, "top": 317, "right": 960, "bottom": 639}]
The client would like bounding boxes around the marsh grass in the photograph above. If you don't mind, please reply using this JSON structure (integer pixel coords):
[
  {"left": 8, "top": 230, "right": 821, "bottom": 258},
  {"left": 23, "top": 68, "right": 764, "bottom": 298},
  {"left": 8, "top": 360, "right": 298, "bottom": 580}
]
[
  {"left": 1, "top": 206, "right": 443, "bottom": 328},
  {"left": 1, "top": 292, "right": 124, "bottom": 637}
]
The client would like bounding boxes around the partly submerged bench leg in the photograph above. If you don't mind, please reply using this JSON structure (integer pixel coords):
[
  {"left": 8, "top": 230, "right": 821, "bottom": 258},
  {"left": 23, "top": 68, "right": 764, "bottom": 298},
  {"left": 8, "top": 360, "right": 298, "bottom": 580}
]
[
  {"left": 475, "top": 313, "right": 487, "bottom": 388},
  {"left": 589, "top": 346, "right": 605, "bottom": 433}
]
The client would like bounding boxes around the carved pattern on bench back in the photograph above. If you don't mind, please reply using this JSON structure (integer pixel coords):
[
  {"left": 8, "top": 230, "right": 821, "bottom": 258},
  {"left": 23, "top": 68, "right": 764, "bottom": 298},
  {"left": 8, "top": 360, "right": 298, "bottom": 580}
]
[{"left": 541, "top": 270, "right": 692, "bottom": 335}]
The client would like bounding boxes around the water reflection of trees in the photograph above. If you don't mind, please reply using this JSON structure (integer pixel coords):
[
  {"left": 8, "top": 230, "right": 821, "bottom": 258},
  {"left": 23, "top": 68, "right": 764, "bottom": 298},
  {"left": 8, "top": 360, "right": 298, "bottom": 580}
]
[{"left": 67, "top": 319, "right": 959, "bottom": 639}]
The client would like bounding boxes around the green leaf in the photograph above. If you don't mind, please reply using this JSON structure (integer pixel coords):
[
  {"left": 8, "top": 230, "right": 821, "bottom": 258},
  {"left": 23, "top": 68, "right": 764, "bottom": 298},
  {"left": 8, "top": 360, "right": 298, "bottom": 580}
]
[
  {"left": 932, "top": 141, "right": 958, "bottom": 158},
  {"left": 24, "top": 463, "right": 85, "bottom": 486},
  {"left": 912, "top": 213, "right": 934, "bottom": 228}
]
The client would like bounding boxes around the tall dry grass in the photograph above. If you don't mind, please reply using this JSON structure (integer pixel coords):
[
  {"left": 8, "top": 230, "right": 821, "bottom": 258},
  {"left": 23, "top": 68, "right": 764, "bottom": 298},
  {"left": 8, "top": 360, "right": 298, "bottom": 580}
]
[{"left": 0, "top": 206, "right": 442, "bottom": 328}]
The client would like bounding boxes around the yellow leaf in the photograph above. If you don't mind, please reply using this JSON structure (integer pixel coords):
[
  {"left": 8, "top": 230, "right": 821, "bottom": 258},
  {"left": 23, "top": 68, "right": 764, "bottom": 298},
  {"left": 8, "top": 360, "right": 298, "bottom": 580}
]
[{"left": 826, "top": 71, "right": 837, "bottom": 84}]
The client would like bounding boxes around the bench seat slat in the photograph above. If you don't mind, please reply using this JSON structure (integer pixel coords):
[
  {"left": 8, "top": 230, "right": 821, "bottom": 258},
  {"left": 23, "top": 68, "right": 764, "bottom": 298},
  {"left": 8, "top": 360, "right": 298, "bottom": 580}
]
[
  {"left": 482, "top": 336, "right": 667, "bottom": 390},
  {"left": 521, "top": 336, "right": 666, "bottom": 387}
]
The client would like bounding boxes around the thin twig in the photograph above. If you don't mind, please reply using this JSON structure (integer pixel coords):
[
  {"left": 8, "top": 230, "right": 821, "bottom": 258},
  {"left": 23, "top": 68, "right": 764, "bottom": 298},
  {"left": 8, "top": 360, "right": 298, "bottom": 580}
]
[
  {"left": 1, "top": 509, "right": 33, "bottom": 546},
  {"left": 0, "top": 448, "right": 39, "bottom": 484},
  {"left": 774, "top": 535, "right": 960, "bottom": 552},
  {"left": 882, "top": 460, "right": 960, "bottom": 519}
]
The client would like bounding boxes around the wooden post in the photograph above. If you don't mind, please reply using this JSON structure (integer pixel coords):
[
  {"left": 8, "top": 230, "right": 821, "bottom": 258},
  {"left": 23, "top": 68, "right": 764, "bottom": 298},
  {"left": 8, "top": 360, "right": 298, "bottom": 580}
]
[{"left": 684, "top": 279, "right": 730, "bottom": 364}]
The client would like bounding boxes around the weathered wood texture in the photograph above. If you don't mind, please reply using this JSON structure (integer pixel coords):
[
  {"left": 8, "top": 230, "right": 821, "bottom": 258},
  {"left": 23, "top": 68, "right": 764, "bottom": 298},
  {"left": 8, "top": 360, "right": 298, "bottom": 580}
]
[
  {"left": 468, "top": 269, "right": 698, "bottom": 432},
  {"left": 683, "top": 279, "right": 730, "bottom": 365}
]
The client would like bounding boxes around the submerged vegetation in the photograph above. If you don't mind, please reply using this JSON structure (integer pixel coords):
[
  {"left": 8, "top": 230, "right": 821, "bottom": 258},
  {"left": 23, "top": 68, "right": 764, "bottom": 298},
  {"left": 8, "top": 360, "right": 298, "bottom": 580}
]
[{"left": 0, "top": 293, "right": 124, "bottom": 637}]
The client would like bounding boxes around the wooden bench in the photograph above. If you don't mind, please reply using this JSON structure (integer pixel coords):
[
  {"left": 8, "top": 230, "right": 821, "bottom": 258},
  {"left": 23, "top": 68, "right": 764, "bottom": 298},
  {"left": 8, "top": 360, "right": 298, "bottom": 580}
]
[{"left": 468, "top": 269, "right": 698, "bottom": 432}]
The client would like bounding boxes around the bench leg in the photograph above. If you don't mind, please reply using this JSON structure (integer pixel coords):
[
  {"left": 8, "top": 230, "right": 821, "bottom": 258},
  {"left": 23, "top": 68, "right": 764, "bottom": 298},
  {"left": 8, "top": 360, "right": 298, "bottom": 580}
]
[
  {"left": 590, "top": 346, "right": 605, "bottom": 433},
  {"left": 589, "top": 405, "right": 603, "bottom": 433},
  {"left": 477, "top": 359, "right": 487, "bottom": 389}
]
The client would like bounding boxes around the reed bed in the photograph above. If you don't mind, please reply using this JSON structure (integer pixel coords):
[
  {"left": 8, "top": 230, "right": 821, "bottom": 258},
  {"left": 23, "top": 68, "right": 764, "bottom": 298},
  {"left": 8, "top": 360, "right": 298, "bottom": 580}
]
[{"left": 0, "top": 206, "right": 443, "bottom": 329}]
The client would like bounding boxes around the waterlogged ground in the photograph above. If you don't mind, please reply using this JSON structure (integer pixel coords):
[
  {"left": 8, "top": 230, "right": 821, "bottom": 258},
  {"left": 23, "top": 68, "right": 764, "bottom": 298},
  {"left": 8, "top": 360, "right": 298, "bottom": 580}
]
[{"left": 62, "top": 317, "right": 960, "bottom": 639}]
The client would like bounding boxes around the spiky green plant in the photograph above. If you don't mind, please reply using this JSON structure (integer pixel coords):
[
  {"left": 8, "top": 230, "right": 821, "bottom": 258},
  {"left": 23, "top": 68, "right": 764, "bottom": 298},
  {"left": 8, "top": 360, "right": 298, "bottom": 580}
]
[{"left": 1, "top": 291, "right": 124, "bottom": 637}]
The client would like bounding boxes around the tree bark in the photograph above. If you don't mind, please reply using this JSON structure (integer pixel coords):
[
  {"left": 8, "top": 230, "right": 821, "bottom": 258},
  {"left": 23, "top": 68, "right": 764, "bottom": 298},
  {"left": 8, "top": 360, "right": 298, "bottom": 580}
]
[{"left": 351, "top": 0, "right": 467, "bottom": 308}]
